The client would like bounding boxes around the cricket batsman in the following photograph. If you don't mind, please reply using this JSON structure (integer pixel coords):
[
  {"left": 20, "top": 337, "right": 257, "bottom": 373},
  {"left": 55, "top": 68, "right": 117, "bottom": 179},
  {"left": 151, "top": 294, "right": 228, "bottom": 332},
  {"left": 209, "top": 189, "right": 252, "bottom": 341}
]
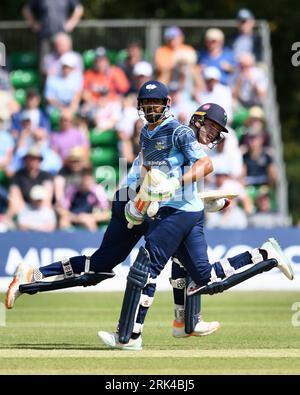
[{"left": 96, "top": 81, "right": 294, "bottom": 350}]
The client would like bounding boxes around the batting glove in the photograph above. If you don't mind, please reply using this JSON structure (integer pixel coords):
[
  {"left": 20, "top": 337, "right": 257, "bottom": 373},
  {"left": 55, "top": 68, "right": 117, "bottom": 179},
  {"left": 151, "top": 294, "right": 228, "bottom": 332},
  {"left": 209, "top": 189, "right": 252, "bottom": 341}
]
[
  {"left": 145, "top": 177, "right": 181, "bottom": 202},
  {"left": 204, "top": 198, "right": 231, "bottom": 212},
  {"left": 125, "top": 200, "right": 145, "bottom": 226}
]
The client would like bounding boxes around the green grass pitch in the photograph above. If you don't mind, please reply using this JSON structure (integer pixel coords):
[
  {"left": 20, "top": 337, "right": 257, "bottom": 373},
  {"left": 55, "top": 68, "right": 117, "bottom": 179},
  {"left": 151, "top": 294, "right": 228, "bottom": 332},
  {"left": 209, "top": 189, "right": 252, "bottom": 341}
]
[{"left": 1, "top": 291, "right": 300, "bottom": 374}]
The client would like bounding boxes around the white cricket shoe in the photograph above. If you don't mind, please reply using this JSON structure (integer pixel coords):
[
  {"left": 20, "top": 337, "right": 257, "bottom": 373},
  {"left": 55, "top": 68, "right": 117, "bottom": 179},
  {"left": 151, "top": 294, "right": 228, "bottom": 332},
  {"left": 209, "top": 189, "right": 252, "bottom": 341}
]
[
  {"left": 261, "top": 238, "right": 294, "bottom": 280},
  {"left": 5, "top": 262, "right": 33, "bottom": 309},
  {"left": 97, "top": 331, "right": 142, "bottom": 351},
  {"left": 172, "top": 317, "right": 221, "bottom": 338}
]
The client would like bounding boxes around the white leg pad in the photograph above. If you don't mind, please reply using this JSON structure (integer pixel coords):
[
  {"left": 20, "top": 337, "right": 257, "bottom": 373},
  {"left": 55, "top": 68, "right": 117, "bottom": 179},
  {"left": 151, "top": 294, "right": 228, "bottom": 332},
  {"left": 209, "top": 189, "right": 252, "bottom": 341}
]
[
  {"left": 251, "top": 248, "right": 264, "bottom": 264},
  {"left": 140, "top": 294, "right": 154, "bottom": 308},
  {"left": 169, "top": 277, "right": 186, "bottom": 289},
  {"left": 219, "top": 258, "right": 236, "bottom": 278},
  {"left": 209, "top": 266, "right": 221, "bottom": 283}
]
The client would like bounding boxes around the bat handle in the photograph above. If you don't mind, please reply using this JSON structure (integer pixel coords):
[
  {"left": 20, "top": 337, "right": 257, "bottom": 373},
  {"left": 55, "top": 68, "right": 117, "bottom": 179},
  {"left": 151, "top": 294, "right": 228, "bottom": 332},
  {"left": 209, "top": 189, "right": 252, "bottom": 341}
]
[{"left": 127, "top": 222, "right": 134, "bottom": 229}]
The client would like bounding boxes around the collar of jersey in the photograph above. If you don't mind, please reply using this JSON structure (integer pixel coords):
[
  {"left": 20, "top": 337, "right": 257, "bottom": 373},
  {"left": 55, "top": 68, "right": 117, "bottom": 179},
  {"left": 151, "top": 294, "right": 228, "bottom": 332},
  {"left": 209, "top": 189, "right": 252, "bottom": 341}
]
[{"left": 144, "top": 115, "right": 174, "bottom": 138}]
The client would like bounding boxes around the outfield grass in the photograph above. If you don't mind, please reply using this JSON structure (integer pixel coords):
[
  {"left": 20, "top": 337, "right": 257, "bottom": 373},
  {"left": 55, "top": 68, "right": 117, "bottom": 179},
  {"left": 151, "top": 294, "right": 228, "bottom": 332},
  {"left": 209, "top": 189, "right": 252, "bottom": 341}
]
[{"left": 1, "top": 291, "right": 300, "bottom": 374}]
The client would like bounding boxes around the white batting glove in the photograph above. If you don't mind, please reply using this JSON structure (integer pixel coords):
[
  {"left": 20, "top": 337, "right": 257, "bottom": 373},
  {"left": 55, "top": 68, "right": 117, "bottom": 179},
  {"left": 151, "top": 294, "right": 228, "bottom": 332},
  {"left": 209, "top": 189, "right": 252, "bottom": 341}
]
[
  {"left": 204, "top": 198, "right": 231, "bottom": 212},
  {"left": 145, "top": 177, "right": 181, "bottom": 202},
  {"left": 124, "top": 200, "right": 145, "bottom": 226}
]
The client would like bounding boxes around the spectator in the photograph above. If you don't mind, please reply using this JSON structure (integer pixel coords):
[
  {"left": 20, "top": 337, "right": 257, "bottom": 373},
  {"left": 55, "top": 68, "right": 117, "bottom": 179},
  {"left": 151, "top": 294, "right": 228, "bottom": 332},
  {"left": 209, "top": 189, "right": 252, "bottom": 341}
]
[
  {"left": 7, "top": 146, "right": 54, "bottom": 220},
  {"left": 44, "top": 52, "right": 83, "bottom": 115},
  {"left": 82, "top": 47, "right": 130, "bottom": 111},
  {"left": 206, "top": 134, "right": 243, "bottom": 181},
  {"left": 155, "top": 26, "right": 198, "bottom": 86},
  {"left": 198, "top": 28, "right": 236, "bottom": 86},
  {"left": 0, "top": 117, "right": 15, "bottom": 179},
  {"left": 22, "top": 0, "right": 84, "bottom": 68},
  {"left": 93, "top": 95, "right": 122, "bottom": 132},
  {"left": 9, "top": 112, "right": 62, "bottom": 176},
  {"left": 231, "top": 9, "right": 262, "bottom": 62},
  {"left": 231, "top": 52, "right": 267, "bottom": 108},
  {"left": 169, "top": 82, "right": 198, "bottom": 124},
  {"left": 16, "top": 184, "right": 57, "bottom": 232},
  {"left": 119, "top": 117, "right": 144, "bottom": 165},
  {"left": 248, "top": 186, "right": 283, "bottom": 227},
  {"left": 205, "top": 167, "right": 251, "bottom": 229},
  {"left": 54, "top": 146, "right": 87, "bottom": 205},
  {"left": 0, "top": 65, "right": 20, "bottom": 128},
  {"left": 11, "top": 88, "right": 50, "bottom": 138},
  {"left": 239, "top": 106, "right": 270, "bottom": 149},
  {"left": 50, "top": 109, "right": 90, "bottom": 162},
  {"left": 242, "top": 129, "right": 277, "bottom": 187},
  {"left": 42, "top": 32, "right": 83, "bottom": 76},
  {"left": 132, "top": 61, "right": 153, "bottom": 91},
  {"left": 197, "top": 66, "right": 233, "bottom": 122},
  {"left": 119, "top": 41, "right": 145, "bottom": 93},
  {"left": 57, "top": 167, "right": 110, "bottom": 231}
]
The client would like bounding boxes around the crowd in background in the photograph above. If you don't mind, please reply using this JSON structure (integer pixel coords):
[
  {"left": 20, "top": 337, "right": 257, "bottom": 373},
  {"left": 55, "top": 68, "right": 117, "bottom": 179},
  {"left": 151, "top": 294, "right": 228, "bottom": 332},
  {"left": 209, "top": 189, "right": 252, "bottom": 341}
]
[{"left": 0, "top": 2, "right": 280, "bottom": 232}]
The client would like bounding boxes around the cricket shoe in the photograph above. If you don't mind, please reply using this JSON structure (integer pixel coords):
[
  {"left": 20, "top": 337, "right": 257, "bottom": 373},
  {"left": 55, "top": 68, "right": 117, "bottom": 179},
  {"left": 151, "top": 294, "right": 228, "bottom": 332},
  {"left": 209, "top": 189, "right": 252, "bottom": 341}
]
[
  {"left": 97, "top": 331, "right": 142, "bottom": 351},
  {"left": 261, "top": 238, "right": 294, "bottom": 280},
  {"left": 5, "top": 262, "right": 33, "bottom": 309},
  {"left": 172, "top": 317, "right": 221, "bottom": 338}
]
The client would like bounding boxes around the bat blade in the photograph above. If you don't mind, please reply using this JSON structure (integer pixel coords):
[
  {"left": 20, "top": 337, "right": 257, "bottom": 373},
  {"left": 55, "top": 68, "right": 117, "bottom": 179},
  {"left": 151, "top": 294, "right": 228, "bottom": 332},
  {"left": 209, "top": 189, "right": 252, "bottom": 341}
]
[{"left": 198, "top": 190, "right": 239, "bottom": 201}]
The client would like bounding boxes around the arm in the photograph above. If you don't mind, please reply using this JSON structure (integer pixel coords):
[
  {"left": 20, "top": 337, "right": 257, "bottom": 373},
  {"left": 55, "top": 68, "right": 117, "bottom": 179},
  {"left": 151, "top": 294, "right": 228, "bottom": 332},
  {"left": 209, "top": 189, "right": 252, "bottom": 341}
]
[
  {"left": 64, "top": 4, "right": 84, "bottom": 32},
  {"left": 179, "top": 156, "right": 213, "bottom": 186},
  {"left": 22, "top": 4, "right": 40, "bottom": 32}
]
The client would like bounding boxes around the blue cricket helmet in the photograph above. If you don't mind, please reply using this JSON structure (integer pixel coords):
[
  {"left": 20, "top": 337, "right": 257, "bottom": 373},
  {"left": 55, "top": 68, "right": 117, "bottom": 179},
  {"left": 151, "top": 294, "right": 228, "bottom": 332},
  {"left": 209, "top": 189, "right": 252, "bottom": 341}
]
[
  {"left": 137, "top": 80, "right": 171, "bottom": 124},
  {"left": 137, "top": 80, "right": 170, "bottom": 101},
  {"left": 193, "top": 103, "right": 229, "bottom": 133}
]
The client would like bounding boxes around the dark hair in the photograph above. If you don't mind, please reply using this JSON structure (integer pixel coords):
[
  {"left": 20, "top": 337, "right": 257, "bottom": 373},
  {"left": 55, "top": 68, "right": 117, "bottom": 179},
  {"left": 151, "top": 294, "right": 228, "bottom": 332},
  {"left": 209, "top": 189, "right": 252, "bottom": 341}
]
[
  {"left": 81, "top": 167, "right": 93, "bottom": 177},
  {"left": 26, "top": 88, "right": 40, "bottom": 99}
]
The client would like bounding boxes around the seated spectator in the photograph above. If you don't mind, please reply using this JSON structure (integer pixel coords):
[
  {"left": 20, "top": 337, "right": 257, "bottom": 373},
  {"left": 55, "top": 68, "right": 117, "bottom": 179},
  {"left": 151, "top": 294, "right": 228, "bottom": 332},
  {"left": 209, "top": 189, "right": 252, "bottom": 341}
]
[
  {"left": 57, "top": 167, "right": 110, "bottom": 231},
  {"left": 0, "top": 65, "right": 20, "bottom": 128},
  {"left": 169, "top": 82, "right": 198, "bottom": 124},
  {"left": 82, "top": 47, "right": 129, "bottom": 117},
  {"left": 132, "top": 61, "right": 153, "bottom": 91},
  {"left": 197, "top": 66, "right": 233, "bottom": 122},
  {"left": 155, "top": 26, "right": 198, "bottom": 86},
  {"left": 117, "top": 94, "right": 140, "bottom": 163},
  {"left": 231, "top": 52, "right": 267, "bottom": 108},
  {"left": 205, "top": 129, "right": 243, "bottom": 181},
  {"left": 247, "top": 186, "right": 283, "bottom": 227},
  {"left": 205, "top": 167, "right": 252, "bottom": 229},
  {"left": 93, "top": 95, "right": 122, "bottom": 132},
  {"left": 7, "top": 146, "right": 54, "bottom": 220},
  {"left": 119, "top": 41, "right": 145, "bottom": 93},
  {"left": 54, "top": 146, "right": 88, "bottom": 205},
  {"left": 9, "top": 113, "right": 62, "bottom": 176},
  {"left": 119, "top": 117, "right": 143, "bottom": 165},
  {"left": 242, "top": 129, "right": 277, "bottom": 187},
  {"left": 16, "top": 184, "right": 57, "bottom": 232},
  {"left": 231, "top": 9, "right": 262, "bottom": 62},
  {"left": 44, "top": 52, "right": 83, "bottom": 115},
  {"left": 0, "top": 117, "right": 15, "bottom": 179},
  {"left": 51, "top": 109, "right": 90, "bottom": 162},
  {"left": 198, "top": 28, "right": 236, "bottom": 86},
  {"left": 239, "top": 106, "right": 270, "bottom": 150},
  {"left": 11, "top": 88, "right": 50, "bottom": 138},
  {"left": 42, "top": 32, "right": 83, "bottom": 76}
]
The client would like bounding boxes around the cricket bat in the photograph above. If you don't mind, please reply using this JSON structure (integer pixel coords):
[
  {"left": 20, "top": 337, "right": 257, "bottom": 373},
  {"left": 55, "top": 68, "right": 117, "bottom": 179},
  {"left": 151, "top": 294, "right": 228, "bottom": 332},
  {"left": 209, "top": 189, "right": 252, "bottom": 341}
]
[{"left": 198, "top": 190, "right": 239, "bottom": 201}]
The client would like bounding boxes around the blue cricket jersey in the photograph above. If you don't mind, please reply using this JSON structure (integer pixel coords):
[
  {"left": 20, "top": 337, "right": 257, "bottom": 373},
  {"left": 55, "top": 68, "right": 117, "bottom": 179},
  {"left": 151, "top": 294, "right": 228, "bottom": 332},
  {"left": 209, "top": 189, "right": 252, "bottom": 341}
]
[{"left": 126, "top": 115, "right": 206, "bottom": 212}]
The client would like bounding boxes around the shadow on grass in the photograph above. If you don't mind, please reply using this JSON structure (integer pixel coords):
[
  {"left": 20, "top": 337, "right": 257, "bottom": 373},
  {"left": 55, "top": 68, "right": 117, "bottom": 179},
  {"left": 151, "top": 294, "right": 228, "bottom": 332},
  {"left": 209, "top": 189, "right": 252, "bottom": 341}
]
[{"left": 0, "top": 344, "right": 111, "bottom": 351}]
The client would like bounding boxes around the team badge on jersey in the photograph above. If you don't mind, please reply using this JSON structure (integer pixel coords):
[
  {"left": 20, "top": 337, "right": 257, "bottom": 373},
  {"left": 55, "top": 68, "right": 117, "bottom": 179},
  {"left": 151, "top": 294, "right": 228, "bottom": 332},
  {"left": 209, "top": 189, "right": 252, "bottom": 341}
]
[{"left": 155, "top": 141, "right": 166, "bottom": 150}]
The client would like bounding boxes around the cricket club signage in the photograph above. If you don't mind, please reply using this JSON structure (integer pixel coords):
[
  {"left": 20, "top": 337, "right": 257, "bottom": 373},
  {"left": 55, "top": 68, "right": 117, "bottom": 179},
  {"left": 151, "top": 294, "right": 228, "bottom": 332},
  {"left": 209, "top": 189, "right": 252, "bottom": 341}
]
[{"left": 0, "top": 229, "right": 300, "bottom": 291}]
